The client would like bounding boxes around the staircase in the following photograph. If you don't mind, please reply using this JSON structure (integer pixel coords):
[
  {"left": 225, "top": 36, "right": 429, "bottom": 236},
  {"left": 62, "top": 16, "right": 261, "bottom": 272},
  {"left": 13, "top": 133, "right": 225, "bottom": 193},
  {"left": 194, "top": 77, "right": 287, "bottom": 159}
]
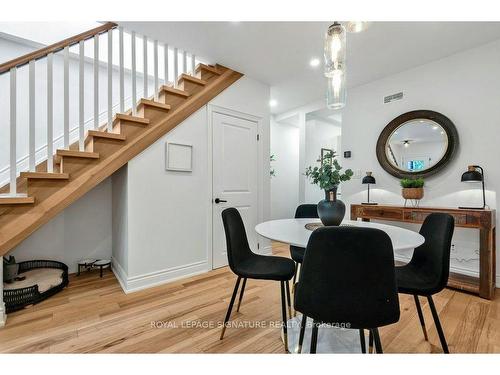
[{"left": 0, "top": 23, "right": 243, "bottom": 256}]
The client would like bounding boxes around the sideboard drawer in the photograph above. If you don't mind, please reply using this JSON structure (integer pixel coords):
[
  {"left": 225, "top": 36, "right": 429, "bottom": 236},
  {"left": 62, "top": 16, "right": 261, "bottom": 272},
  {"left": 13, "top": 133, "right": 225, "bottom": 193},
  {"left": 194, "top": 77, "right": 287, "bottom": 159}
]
[
  {"left": 405, "top": 210, "right": 479, "bottom": 226},
  {"left": 355, "top": 206, "right": 404, "bottom": 221}
]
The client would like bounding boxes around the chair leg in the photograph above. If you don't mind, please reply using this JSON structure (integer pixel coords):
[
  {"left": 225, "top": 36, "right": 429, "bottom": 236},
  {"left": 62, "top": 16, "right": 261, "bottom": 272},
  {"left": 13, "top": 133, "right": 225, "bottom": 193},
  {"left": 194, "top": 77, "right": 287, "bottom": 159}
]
[
  {"left": 359, "top": 329, "right": 366, "bottom": 353},
  {"left": 292, "top": 262, "right": 298, "bottom": 292},
  {"left": 220, "top": 276, "right": 241, "bottom": 340},
  {"left": 310, "top": 320, "right": 319, "bottom": 353},
  {"left": 285, "top": 280, "right": 292, "bottom": 319},
  {"left": 371, "top": 328, "right": 383, "bottom": 354},
  {"left": 280, "top": 281, "right": 289, "bottom": 353},
  {"left": 298, "top": 314, "right": 307, "bottom": 353},
  {"left": 368, "top": 329, "right": 374, "bottom": 353},
  {"left": 427, "top": 295, "right": 449, "bottom": 353},
  {"left": 293, "top": 263, "right": 300, "bottom": 317},
  {"left": 414, "top": 295, "right": 429, "bottom": 341},
  {"left": 236, "top": 278, "right": 247, "bottom": 312}
]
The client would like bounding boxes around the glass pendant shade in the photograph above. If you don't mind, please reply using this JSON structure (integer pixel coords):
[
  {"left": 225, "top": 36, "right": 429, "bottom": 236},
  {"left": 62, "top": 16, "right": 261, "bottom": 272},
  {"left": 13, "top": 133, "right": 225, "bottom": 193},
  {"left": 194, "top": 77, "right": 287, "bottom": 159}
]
[
  {"left": 324, "top": 22, "right": 346, "bottom": 77},
  {"left": 326, "top": 68, "right": 346, "bottom": 109}
]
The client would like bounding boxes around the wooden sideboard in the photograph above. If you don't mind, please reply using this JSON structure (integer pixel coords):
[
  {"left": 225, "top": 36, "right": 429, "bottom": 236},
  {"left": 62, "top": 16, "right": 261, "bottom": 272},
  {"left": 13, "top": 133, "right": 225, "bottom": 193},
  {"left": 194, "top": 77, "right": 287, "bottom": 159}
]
[{"left": 351, "top": 204, "right": 496, "bottom": 300}]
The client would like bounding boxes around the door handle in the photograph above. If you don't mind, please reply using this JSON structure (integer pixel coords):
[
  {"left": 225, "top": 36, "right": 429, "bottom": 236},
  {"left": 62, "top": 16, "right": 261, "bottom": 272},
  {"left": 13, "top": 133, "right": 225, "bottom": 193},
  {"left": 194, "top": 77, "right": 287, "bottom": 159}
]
[{"left": 214, "top": 198, "right": 227, "bottom": 204}]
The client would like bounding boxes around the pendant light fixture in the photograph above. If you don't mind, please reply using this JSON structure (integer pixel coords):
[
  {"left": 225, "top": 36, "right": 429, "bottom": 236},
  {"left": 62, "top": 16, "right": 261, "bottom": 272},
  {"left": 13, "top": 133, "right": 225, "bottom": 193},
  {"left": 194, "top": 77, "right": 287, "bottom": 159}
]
[
  {"left": 324, "top": 22, "right": 347, "bottom": 109},
  {"left": 324, "top": 21, "right": 370, "bottom": 109}
]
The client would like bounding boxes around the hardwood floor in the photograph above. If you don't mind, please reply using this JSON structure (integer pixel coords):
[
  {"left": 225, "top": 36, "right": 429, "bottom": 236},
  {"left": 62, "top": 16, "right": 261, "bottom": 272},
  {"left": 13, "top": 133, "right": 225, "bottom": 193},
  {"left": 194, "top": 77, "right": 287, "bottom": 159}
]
[{"left": 1, "top": 241, "right": 499, "bottom": 353}]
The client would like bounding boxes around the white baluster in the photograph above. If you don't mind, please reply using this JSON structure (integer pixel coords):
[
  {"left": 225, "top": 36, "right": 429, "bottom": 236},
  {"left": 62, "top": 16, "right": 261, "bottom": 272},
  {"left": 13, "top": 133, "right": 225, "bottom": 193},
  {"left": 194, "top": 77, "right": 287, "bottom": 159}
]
[
  {"left": 191, "top": 54, "right": 196, "bottom": 76},
  {"left": 94, "top": 34, "right": 99, "bottom": 130},
  {"left": 107, "top": 30, "right": 113, "bottom": 131},
  {"left": 63, "top": 46, "right": 69, "bottom": 149},
  {"left": 119, "top": 27, "right": 125, "bottom": 113},
  {"left": 47, "top": 53, "right": 54, "bottom": 173},
  {"left": 28, "top": 60, "right": 36, "bottom": 171},
  {"left": 9, "top": 68, "right": 16, "bottom": 195},
  {"left": 154, "top": 40, "right": 158, "bottom": 101},
  {"left": 173, "top": 47, "right": 178, "bottom": 88},
  {"left": 79, "top": 41, "right": 85, "bottom": 151},
  {"left": 164, "top": 43, "right": 169, "bottom": 85},
  {"left": 182, "top": 50, "right": 187, "bottom": 74},
  {"left": 131, "top": 31, "right": 137, "bottom": 116},
  {"left": 143, "top": 35, "right": 148, "bottom": 98}
]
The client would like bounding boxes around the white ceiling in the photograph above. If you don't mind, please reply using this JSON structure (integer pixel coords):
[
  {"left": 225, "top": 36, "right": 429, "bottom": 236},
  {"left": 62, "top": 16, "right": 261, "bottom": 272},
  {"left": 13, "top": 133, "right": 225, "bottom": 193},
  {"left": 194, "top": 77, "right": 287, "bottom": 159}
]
[{"left": 119, "top": 22, "right": 500, "bottom": 114}]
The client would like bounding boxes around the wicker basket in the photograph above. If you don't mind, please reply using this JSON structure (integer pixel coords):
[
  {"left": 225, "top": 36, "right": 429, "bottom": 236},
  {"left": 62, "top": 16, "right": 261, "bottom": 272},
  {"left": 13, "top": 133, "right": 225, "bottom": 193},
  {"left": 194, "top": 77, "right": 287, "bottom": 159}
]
[
  {"left": 3, "top": 260, "right": 68, "bottom": 313},
  {"left": 402, "top": 187, "right": 424, "bottom": 200}
]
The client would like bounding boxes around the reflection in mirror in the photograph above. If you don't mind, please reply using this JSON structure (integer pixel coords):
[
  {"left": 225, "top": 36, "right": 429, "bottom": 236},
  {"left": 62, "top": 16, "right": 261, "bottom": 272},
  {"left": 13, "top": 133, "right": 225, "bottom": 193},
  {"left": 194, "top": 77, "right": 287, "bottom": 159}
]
[{"left": 385, "top": 119, "right": 449, "bottom": 174}]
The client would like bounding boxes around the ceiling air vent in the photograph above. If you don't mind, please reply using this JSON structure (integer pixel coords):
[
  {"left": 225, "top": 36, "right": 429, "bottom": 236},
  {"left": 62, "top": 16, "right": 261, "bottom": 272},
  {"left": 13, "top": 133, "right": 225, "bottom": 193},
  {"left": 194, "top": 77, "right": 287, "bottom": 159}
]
[{"left": 384, "top": 92, "right": 404, "bottom": 104}]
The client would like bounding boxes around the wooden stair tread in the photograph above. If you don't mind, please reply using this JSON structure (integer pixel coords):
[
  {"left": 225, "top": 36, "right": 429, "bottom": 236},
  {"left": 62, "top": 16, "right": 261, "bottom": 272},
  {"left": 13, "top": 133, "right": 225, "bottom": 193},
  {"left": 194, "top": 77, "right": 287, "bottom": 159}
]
[
  {"left": 160, "top": 85, "right": 191, "bottom": 98},
  {"left": 115, "top": 113, "right": 150, "bottom": 125},
  {"left": 177, "top": 74, "right": 207, "bottom": 86},
  {"left": 139, "top": 99, "right": 171, "bottom": 111},
  {"left": 56, "top": 150, "right": 100, "bottom": 159},
  {"left": 196, "top": 63, "right": 222, "bottom": 76},
  {"left": 0, "top": 66, "right": 243, "bottom": 256},
  {"left": 20, "top": 172, "right": 70, "bottom": 180},
  {"left": 88, "top": 130, "right": 126, "bottom": 141},
  {"left": 0, "top": 196, "right": 35, "bottom": 205}
]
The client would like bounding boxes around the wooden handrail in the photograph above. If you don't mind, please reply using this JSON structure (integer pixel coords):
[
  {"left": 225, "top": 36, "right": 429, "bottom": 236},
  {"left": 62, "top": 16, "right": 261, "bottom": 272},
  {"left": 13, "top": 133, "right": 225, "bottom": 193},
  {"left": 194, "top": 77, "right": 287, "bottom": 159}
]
[{"left": 0, "top": 22, "right": 118, "bottom": 74}]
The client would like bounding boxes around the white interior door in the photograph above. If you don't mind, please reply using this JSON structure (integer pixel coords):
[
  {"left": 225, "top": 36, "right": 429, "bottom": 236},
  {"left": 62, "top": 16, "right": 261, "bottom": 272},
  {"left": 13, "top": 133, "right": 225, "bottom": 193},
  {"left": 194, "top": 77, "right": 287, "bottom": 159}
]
[{"left": 212, "top": 111, "right": 259, "bottom": 269}]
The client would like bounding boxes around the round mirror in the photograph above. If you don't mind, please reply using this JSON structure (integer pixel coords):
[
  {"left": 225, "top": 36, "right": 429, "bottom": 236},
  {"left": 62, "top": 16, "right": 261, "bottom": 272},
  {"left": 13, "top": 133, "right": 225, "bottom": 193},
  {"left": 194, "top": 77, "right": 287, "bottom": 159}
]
[{"left": 376, "top": 110, "right": 459, "bottom": 178}]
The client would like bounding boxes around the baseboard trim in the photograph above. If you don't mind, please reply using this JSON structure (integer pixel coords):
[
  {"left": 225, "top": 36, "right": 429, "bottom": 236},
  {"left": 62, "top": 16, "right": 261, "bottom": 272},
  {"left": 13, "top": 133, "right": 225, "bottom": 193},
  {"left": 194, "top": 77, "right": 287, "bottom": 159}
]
[
  {"left": 0, "top": 303, "right": 6, "bottom": 328},
  {"left": 111, "top": 258, "right": 209, "bottom": 294},
  {"left": 111, "top": 257, "right": 129, "bottom": 294}
]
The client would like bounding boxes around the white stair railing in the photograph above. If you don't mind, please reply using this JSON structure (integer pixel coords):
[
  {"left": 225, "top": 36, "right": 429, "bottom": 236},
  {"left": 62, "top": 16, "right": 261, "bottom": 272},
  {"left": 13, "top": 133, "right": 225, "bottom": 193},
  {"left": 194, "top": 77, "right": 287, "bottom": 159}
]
[{"left": 0, "top": 22, "right": 203, "bottom": 193}]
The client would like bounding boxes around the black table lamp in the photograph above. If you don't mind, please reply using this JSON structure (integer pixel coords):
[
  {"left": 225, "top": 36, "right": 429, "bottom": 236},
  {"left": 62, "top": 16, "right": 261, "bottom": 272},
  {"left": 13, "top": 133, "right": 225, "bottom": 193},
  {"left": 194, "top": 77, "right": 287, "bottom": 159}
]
[
  {"left": 459, "top": 165, "right": 486, "bottom": 209},
  {"left": 362, "top": 172, "right": 377, "bottom": 205}
]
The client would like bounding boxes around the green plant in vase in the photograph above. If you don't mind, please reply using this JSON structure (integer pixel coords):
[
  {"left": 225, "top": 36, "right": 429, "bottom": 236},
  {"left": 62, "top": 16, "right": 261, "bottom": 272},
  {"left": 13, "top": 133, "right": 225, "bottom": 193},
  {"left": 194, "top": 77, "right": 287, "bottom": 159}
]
[
  {"left": 400, "top": 177, "right": 425, "bottom": 206},
  {"left": 305, "top": 151, "right": 353, "bottom": 226}
]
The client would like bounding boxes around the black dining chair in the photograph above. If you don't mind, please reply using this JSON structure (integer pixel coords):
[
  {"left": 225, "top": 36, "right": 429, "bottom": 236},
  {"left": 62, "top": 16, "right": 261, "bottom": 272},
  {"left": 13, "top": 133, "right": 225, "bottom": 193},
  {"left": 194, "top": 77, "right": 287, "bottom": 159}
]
[
  {"left": 395, "top": 213, "right": 455, "bottom": 353},
  {"left": 220, "top": 207, "right": 296, "bottom": 352},
  {"left": 294, "top": 226, "right": 400, "bottom": 353},
  {"left": 290, "top": 204, "right": 318, "bottom": 289}
]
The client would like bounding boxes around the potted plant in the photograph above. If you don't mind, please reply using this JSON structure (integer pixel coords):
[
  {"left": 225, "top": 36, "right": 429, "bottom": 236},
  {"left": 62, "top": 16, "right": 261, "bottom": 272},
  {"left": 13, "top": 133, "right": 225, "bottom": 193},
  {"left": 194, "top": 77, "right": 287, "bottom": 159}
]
[
  {"left": 3, "top": 256, "right": 19, "bottom": 283},
  {"left": 400, "top": 178, "right": 425, "bottom": 202},
  {"left": 305, "top": 151, "right": 353, "bottom": 226}
]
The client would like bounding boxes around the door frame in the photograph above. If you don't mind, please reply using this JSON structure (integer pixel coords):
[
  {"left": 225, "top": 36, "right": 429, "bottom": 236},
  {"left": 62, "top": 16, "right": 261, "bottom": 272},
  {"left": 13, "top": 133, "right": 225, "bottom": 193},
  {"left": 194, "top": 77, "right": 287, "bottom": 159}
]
[{"left": 207, "top": 104, "right": 264, "bottom": 270}]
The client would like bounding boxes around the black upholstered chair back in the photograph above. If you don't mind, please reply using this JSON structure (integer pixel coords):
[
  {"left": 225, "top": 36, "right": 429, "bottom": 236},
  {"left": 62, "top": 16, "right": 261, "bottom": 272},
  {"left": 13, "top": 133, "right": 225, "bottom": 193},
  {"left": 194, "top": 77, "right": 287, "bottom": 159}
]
[
  {"left": 221, "top": 208, "right": 255, "bottom": 276},
  {"left": 409, "top": 213, "right": 455, "bottom": 294},
  {"left": 295, "top": 226, "right": 400, "bottom": 329},
  {"left": 295, "top": 204, "right": 319, "bottom": 219}
]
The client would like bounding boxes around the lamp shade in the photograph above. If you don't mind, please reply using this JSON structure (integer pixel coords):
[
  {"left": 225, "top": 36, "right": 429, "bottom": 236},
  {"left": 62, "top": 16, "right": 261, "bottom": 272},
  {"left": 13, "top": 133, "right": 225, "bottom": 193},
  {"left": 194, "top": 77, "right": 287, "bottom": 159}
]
[
  {"left": 461, "top": 166, "right": 483, "bottom": 183},
  {"left": 362, "top": 172, "right": 376, "bottom": 184}
]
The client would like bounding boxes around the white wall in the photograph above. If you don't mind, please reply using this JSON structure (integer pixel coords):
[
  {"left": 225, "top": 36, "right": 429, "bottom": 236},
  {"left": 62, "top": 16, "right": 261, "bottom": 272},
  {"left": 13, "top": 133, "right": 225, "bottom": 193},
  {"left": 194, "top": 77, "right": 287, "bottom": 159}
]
[
  {"left": 270, "top": 120, "right": 299, "bottom": 219},
  {"left": 304, "top": 118, "right": 342, "bottom": 203},
  {"left": 112, "top": 76, "right": 271, "bottom": 292},
  {"left": 9, "top": 178, "right": 112, "bottom": 274},
  {"left": 341, "top": 39, "right": 500, "bottom": 281}
]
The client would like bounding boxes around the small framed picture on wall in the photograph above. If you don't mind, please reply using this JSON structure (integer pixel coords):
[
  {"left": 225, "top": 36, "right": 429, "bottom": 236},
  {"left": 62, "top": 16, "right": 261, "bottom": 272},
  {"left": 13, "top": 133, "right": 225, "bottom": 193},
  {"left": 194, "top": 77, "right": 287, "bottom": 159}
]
[
  {"left": 165, "top": 142, "right": 193, "bottom": 172},
  {"left": 320, "top": 148, "right": 334, "bottom": 166}
]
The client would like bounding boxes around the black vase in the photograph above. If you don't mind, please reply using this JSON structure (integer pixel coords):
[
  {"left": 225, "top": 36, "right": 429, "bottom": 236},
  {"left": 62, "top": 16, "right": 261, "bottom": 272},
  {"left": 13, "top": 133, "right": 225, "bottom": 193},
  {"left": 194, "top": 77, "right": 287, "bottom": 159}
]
[{"left": 317, "top": 187, "right": 345, "bottom": 226}]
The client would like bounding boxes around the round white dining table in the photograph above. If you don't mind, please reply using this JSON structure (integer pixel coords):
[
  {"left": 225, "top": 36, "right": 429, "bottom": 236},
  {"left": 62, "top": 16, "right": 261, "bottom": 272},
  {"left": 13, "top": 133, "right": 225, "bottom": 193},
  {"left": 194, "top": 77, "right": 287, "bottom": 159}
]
[
  {"left": 255, "top": 218, "right": 425, "bottom": 354},
  {"left": 256, "top": 218, "right": 424, "bottom": 251}
]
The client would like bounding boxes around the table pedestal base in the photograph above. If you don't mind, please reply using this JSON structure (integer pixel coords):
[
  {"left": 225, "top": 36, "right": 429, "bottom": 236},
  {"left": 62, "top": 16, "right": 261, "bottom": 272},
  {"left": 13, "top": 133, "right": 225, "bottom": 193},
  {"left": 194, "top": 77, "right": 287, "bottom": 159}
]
[{"left": 284, "top": 315, "right": 366, "bottom": 354}]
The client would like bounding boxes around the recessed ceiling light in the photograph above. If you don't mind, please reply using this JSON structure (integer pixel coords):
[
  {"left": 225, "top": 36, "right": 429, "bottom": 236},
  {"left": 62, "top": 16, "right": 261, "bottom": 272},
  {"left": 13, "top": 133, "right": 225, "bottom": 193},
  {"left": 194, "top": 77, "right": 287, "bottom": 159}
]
[
  {"left": 269, "top": 99, "right": 277, "bottom": 107},
  {"left": 432, "top": 125, "right": 439, "bottom": 130},
  {"left": 310, "top": 58, "right": 320, "bottom": 67}
]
